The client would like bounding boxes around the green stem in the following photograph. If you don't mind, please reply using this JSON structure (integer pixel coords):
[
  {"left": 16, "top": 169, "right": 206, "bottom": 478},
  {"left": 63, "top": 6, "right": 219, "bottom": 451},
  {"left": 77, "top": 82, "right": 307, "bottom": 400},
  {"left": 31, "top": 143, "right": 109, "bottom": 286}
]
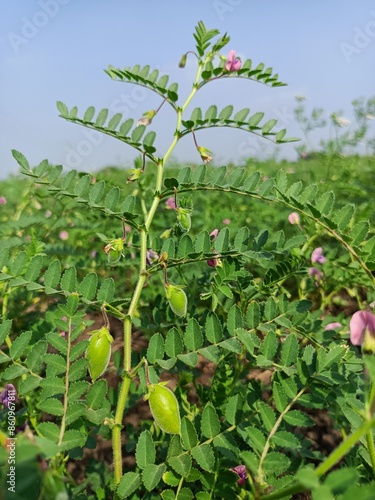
[
  {"left": 58, "top": 316, "right": 73, "bottom": 446},
  {"left": 366, "top": 430, "right": 375, "bottom": 475},
  {"left": 364, "top": 381, "right": 375, "bottom": 475},
  {"left": 2, "top": 289, "right": 12, "bottom": 349},
  {"left": 111, "top": 59, "right": 205, "bottom": 487},
  {"left": 113, "top": 374, "right": 132, "bottom": 485},
  {"left": 316, "top": 417, "right": 375, "bottom": 477}
]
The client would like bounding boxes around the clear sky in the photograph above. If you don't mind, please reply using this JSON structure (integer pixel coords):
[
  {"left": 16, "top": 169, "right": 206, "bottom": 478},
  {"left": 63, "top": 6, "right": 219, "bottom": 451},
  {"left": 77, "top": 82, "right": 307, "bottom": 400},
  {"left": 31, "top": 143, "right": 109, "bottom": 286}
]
[{"left": 1, "top": 0, "right": 374, "bottom": 179}]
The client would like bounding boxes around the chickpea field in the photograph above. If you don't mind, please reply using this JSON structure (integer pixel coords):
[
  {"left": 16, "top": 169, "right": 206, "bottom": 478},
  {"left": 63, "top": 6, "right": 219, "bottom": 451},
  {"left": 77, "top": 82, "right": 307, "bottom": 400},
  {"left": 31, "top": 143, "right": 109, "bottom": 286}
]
[{"left": 1, "top": 20, "right": 375, "bottom": 500}]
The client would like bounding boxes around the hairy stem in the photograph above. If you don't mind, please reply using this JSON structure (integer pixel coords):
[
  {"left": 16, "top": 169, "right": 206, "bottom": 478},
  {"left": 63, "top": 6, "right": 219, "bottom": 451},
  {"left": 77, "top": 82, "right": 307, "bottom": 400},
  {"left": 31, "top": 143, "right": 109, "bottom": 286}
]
[
  {"left": 112, "top": 60, "right": 205, "bottom": 486},
  {"left": 58, "top": 316, "right": 73, "bottom": 446},
  {"left": 316, "top": 416, "right": 375, "bottom": 477}
]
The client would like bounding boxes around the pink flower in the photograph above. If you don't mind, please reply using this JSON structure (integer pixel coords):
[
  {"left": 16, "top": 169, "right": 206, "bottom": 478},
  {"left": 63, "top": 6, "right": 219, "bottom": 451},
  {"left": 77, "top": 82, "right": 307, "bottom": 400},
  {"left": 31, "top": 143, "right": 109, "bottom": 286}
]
[
  {"left": 165, "top": 197, "right": 177, "bottom": 210},
  {"left": 311, "top": 247, "right": 326, "bottom": 264},
  {"left": 225, "top": 50, "right": 242, "bottom": 72},
  {"left": 210, "top": 229, "right": 219, "bottom": 240},
  {"left": 308, "top": 267, "right": 323, "bottom": 284},
  {"left": 59, "top": 230, "right": 69, "bottom": 241},
  {"left": 230, "top": 465, "right": 247, "bottom": 486},
  {"left": 222, "top": 218, "right": 231, "bottom": 225},
  {"left": 0, "top": 384, "right": 18, "bottom": 409},
  {"left": 207, "top": 258, "right": 218, "bottom": 268},
  {"left": 207, "top": 250, "right": 222, "bottom": 268},
  {"left": 0, "top": 196, "right": 7, "bottom": 205},
  {"left": 325, "top": 322, "right": 342, "bottom": 331},
  {"left": 350, "top": 310, "right": 375, "bottom": 352},
  {"left": 288, "top": 212, "right": 300, "bottom": 225},
  {"left": 146, "top": 249, "right": 159, "bottom": 266}
]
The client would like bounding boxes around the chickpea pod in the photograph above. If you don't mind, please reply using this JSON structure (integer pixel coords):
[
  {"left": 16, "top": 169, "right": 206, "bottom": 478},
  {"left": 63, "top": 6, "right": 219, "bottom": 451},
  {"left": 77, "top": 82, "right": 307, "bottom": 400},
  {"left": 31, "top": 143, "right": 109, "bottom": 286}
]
[
  {"left": 144, "top": 382, "right": 181, "bottom": 435},
  {"left": 86, "top": 326, "right": 114, "bottom": 381},
  {"left": 165, "top": 283, "right": 187, "bottom": 317}
]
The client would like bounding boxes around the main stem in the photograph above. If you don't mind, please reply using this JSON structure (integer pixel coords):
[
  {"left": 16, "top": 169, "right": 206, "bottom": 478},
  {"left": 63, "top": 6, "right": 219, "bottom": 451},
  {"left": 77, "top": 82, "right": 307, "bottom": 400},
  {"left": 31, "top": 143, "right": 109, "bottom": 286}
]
[{"left": 112, "top": 61, "right": 204, "bottom": 487}]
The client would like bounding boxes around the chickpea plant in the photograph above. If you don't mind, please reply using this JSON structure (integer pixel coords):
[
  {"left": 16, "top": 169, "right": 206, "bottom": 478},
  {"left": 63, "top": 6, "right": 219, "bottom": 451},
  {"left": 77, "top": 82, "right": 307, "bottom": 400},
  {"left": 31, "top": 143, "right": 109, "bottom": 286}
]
[{"left": 2, "top": 21, "right": 375, "bottom": 499}]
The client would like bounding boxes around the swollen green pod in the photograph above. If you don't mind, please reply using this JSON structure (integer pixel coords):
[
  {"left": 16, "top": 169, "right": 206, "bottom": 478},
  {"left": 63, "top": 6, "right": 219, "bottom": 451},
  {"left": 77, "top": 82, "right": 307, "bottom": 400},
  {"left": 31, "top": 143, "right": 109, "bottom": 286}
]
[
  {"left": 165, "top": 283, "right": 187, "bottom": 317},
  {"left": 86, "top": 326, "right": 114, "bottom": 381},
  {"left": 177, "top": 208, "right": 191, "bottom": 232},
  {"left": 145, "top": 382, "right": 181, "bottom": 434}
]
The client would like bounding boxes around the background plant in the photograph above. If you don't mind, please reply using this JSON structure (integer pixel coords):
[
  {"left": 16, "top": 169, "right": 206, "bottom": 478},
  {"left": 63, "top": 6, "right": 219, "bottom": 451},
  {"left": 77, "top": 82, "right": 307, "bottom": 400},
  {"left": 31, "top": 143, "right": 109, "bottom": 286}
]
[{"left": 1, "top": 21, "right": 375, "bottom": 500}]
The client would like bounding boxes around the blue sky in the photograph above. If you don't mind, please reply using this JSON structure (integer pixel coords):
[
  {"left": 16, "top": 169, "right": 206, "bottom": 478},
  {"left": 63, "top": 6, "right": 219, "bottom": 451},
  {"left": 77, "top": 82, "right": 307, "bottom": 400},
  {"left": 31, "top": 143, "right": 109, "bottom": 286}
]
[{"left": 1, "top": 0, "right": 374, "bottom": 179}]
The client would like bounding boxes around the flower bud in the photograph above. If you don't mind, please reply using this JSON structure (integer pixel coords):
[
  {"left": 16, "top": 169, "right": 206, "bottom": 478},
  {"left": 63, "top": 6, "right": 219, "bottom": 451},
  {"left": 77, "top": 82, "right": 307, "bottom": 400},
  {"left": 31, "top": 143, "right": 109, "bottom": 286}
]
[
  {"left": 230, "top": 465, "right": 247, "bottom": 486},
  {"left": 350, "top": 310, "right": 375, "bottom": 353},
  {"left": 146, "top": 249, "right": 159, "bottom": 266},
  {"left": 86, "top": 326, "right": 114, "bottom": 381},
  {"left": 197, "top": 146, "right": 213, "bottom": 164},
  {"left": 165, "top": 283, "right": 187, "bottom": 317},
  {"left": 225, "top": 50, "right": 242, "bottom": 72},
  {"left": 308, "top": 267, "right": 323, "bottom": 285},
  {"left": 165, "top": 197, "right": 177, "bottom": 210},
  {"left": 311, "top": 247, "right": 326, "bottom": 264},
  {"left": 127, "top": 168, "right": 143, "bottom": 183},
  {"left": 0, "top": 384, "right": 18, "bottom": 409},
  {"left": 137, "top": 109, "right": 156, "bottom": 127},
  {"left": 178, "top": 53, "right": 187, "bottom": 68},
  {"left": 288, "top": 212, "right": 300, "bottom": 225},
  {"left": 160, "top": 229, "right": 172, "bottom": 239}
]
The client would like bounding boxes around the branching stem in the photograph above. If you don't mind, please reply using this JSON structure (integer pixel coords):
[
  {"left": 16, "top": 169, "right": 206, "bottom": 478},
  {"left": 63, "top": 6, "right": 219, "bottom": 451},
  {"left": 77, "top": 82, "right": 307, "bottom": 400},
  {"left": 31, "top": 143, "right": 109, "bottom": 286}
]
[{"left": 112, "top": 57, "right": 205, "bottom": 487}]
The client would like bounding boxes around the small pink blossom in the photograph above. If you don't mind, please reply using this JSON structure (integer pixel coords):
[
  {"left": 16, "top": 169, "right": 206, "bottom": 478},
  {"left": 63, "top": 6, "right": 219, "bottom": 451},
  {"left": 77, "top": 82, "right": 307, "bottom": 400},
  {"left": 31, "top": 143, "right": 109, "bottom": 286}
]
[
  {"left": 311, "top": 247, "right": 326, "bottom": 264},
  {"left": 230, "top": 465, "right": 247, "bottom": 486},
  {"left": 146, "top": 249, "right": 159, "bottom": 266},
  {"left": 308, "top": 267, "right": 323, "bottom": 284},
  {"left": 59, "top": 230, "right": 69, "bottom": 240},
  {"left": 222, "top": 218, "right": 231, "bottom": 225},
  {"left": 45, "top": 210, "right": 52, "bottom": 218},
  {"left": 90, "top": 250, "right": 97, "bottom": 258},
  {"left": 288, "top": 212, "right": 300, "bottom": 225},
  {"left": 207, "top": 258, "right": 218, "bottom": 268},
  {"left": 350, "top": 310, "right": 375, "bottom": 352},
  {"left": 207, "top": 250, "right": 222, "bottom": 268},
  {"left": 0, "top": 196, "right": 7, "bottom": 205},
  {"left": 0, "top": 384, "right": 18, "bottom": 409},
  {"left": 60, "top": 316, "right": 67, "bottom": 337},
  {"left": 210, "top": 229, "right": 219, "bottom": 240},
  {"left": 325, "top": 322, "right": 342, "bottom": 331},
  {"left": 225, "top": 50, "right": 242, "bottom": 72},
  {"left": 165, "top": 197, "right": 177, "bottom": 210}
]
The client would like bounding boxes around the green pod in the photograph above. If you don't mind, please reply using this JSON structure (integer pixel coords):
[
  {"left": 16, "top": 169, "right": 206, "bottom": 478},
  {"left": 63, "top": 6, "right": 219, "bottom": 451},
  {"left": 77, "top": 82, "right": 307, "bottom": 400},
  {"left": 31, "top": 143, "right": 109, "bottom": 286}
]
[
  {"left": 107, "top": 249, "right": 122, "bottom": 265},
  {"left": 86, "top": 326, "right": 114, "bottom": 381},
  {"left": 145, "top": 382, "right": 181, "bottom": 434},
  {"left": 105, "top": 238, "right": 124, "bottom": 265},
  {"left": 177, "top": 209, "right": 191, "bottom": 232},
  {"left": 165, "top": 283, "right": 187, "bottom": 317}
]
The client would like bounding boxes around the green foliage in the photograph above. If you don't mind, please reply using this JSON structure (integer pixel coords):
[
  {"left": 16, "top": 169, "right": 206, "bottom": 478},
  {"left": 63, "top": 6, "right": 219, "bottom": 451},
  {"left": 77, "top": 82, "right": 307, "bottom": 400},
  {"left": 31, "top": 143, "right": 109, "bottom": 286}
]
[{"left": 1, "top": 19, "right": 375, "bottom": 500}]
